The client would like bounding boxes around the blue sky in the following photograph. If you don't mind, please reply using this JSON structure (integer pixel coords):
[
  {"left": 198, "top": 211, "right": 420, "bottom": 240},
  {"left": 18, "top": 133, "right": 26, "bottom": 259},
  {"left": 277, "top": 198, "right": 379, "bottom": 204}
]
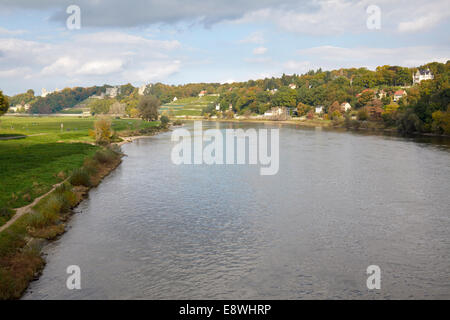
[{"left": 0, "top": 0, "right": 449, "bottom": 95}]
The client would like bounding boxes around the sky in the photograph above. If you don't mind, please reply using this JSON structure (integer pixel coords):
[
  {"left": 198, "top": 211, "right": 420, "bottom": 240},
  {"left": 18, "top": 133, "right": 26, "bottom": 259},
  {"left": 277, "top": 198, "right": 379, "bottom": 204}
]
[{"left": 0, "top": 0, "right": 449, "bottom": 96}]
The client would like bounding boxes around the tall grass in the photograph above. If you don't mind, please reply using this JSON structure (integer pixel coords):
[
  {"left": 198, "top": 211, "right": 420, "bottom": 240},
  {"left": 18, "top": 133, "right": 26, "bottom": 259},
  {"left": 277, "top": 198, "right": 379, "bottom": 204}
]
[{"left": 69, "top": 168, "right": 91, "bottom": 187}]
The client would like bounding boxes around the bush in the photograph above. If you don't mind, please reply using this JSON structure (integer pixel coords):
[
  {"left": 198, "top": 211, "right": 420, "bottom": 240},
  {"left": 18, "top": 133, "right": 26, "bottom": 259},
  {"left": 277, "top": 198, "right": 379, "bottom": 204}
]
[
  {"left": 0, "top": 207, "right": 13, "bottom": 219},
  {"left": 351, "top": 120, "right": 361, "bottom": 129},
  {"left": 93, "top": 149, "right": 118, "bottom": 164},
  {"left": 69, "top": 168, "right": 91, "bottom": 187},
  {"left": 83, "top": 158, "right": 99, "bottom": 175},
  {"left": 160, "top": 115, "right": 169, "bottom": 128},
  {"left": 396, "top": 109, "right": 423, "bottom": 135},
  {"left": 357, "top": 109, "right": 369, "bottom": 121},
  {"left": 27, "top": 209, "right": 59, "bottom": 229},
  {"left": 107, "top": 144, "right": 123, "bottom": 155}
]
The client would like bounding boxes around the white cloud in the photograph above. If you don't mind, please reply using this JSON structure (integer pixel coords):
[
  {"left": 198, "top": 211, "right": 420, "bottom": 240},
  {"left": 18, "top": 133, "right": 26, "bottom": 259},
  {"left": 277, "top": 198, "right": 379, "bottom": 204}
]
[
  {"left": 0, "top": 67, "right": 32, "bottom": 78},
  {"left": 295, "top": 45, "right": 449, "bottom": 69},
  {"left": 235, "top": 0, "right": 450, "bottom": 35},
  {"left": 76, "top": 60, "right": 124, "bottom": 76},
  {"left": 239, "top": 31, "right": 265, "bottom": 44},
  {"left": 253, "top": 47, "right": 267, "bottom": 55},
  {"left": 0, "top": 27, "right": 26, "bottom": 35},
  {"left": 0, "top": 32, "right": 183, "bottom": 94},
  {"left": 283, "top": 60, "right": 312, "bottom": 73},
  {"left": 397, "top": 10, "right": 450, "bottom": 33}
]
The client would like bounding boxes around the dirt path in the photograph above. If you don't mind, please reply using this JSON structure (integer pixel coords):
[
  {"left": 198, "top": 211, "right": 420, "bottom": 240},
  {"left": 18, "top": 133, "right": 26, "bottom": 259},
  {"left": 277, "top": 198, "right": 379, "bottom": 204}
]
[{"left": 0, "top": 179, "right": 68, "bottom": 234}]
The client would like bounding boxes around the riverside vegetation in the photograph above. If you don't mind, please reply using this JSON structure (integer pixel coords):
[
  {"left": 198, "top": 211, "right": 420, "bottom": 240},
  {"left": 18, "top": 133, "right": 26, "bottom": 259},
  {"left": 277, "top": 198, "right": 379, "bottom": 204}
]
[
  {"left": 5, "top": 61, "right": 449, "bottom": 136},
  {"left": 0, "top": 116, "right": 167, "bottom": 299}
]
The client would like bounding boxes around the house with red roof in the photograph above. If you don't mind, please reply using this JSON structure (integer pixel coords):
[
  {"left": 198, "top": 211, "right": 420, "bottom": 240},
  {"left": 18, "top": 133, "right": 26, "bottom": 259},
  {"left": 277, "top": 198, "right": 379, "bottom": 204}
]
[{"left": 393, "top": 90, "right": 407, "bottom": 102}]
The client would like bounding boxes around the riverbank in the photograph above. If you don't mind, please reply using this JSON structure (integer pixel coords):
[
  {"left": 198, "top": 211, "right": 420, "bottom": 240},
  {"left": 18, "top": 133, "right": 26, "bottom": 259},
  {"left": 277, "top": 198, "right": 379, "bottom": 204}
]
[{"left": 0, "top": 119, "right": 169, "bottom": 300}]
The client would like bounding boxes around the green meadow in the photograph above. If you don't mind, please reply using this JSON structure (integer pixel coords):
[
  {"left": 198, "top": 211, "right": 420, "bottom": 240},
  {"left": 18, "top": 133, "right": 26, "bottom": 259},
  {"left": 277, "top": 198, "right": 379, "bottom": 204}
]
[
  {"left": 160, "top": 95, "right": 218, "bottom": 116},
  {"left": 0, "top": 116, "right": 158, "bottom": 214}
]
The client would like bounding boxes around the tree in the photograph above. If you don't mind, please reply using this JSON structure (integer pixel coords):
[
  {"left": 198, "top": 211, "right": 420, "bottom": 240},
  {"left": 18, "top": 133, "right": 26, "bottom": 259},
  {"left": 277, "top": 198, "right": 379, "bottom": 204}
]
[
  {"left": 328, "top": 101, "right": 342, "bottom": 115},
  {"left": 356, "top": 90, "right": 375, "bottom": 109},
  {"left": 0, "top": 90, "right": 9, "bottom": 116},
  {"left": 138, "top": 95, "right": 160, "bottom": 121},
  {"left": 89, "top": 99, "right": 114, "bottom": 115},
  {"left": 431, "top": 109, "right": 450, "bottom": 135},
  {"left": 296, "top": 102, "right": 312, "bottom": 116},
  {"left": 91, "top": 118, "right": 113, "bottom": 145}
]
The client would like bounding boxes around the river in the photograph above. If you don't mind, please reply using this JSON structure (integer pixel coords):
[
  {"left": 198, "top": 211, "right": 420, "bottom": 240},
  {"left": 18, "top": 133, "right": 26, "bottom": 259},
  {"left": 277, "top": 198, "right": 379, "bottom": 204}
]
[{"left": 24, "top": 121, "right": 450, "bottom": 299}]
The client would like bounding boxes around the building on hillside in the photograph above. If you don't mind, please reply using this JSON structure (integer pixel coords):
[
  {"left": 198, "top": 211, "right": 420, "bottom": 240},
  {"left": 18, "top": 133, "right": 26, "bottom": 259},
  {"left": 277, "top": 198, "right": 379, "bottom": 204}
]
[
  {"left": 377, "top": 90, "right": 387, "bottom": 99},
  {"left": 198, "top": 90, "right": 207, "bottom": 97},
  {"left": 173, "top": 97, "right": 178, "bottom": 102},
  {"left": 341, "top": 102, "right": 352, "bottom": 112},
  {"left": 91, "top": 92, "right": 105, "bottom": 99},
  {"left": 9, "top": 103, "right": 31, "bottom": 113},
  {"left": 41, "top": 88, "right": 52, "bottom": 97},
  {"left": 215, "top": 104, "right": 220, "bottom": 111},
  {"left": 289, "top": 83, "right": 297, "bottom": 89},
  {"left": 138, "top": 84, "right": 148, "bottom": 95},
  {"left": 413, "top": 68, "right": 434, "bottom": 85},
  {"left": 264, "top": 107, "right": 289, "bottom": 120},
  {"left": 393, "top": 90, "right": 407, "bottom": 102},
  {"left": 315, "top": 105, "right": 324, "bottom": 114},
  {"left": 105, "top": 86, "right": 120, "bottom": 98}
]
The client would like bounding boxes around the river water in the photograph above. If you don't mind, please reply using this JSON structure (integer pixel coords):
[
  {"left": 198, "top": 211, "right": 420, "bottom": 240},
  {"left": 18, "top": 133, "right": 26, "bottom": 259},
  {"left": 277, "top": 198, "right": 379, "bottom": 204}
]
[{"left": 24, "top": 122, "right": 450, "bottom": 299}]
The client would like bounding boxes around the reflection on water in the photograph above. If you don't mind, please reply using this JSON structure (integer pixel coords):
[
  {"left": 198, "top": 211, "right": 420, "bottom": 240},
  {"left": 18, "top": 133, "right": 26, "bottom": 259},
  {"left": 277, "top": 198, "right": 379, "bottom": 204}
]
[{"left": 24, "top": 122, "right": 450, "bottom": 299}]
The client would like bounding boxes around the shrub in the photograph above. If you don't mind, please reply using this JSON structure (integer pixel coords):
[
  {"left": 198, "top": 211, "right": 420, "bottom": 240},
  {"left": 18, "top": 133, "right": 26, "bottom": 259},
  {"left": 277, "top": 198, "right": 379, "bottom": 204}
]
[
  {"left": 93, "top": 149, "right": 118, "bottom": 164},
  {"left": 160, "top": 115, "right": 170, "bottom": 128},
  {"left": 351, "top": 120, "right": 361, "bottom": 129},
  {"left": 0, "top": 207, "right": 14, "bottom": 219},
  {"left": 27, "top": 210, "right": 59, "bottom": 229},
  {"left": 45, "top": 194, "right": 64, "bottom": 214},
  {"left": 357, "top": 109, "right": 369, "bottom": 121},
  {"left": 83, "top": 158, "right": 99, "bottom": 175},
  {"left": 107, "top": 144, "right": 123, "bottom": 156},
  {"left": 69, "top": 168, "right": 91, "bottom": 187}
]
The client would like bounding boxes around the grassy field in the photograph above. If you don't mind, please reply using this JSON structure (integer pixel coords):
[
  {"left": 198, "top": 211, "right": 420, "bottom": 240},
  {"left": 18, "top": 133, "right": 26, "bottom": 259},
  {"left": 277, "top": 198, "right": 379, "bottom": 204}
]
[
  {"left": 160, "top": 95, "right": 218, "bottom": 117},
  {"left": 0, "top": 116, "right": 158, "bottom": 213}
]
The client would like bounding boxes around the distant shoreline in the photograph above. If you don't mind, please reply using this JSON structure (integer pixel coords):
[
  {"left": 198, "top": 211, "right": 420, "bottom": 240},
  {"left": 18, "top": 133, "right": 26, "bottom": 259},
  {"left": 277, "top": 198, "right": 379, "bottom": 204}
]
[{"left": 177, "top": 118, "right": 450, "bottom": 138}]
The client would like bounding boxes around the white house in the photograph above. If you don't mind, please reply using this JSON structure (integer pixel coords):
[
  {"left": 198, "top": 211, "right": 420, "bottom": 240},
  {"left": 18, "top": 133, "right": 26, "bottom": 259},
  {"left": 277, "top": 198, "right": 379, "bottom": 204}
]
[
  {"left": 9, "top": 103, "right": 31, "bottom": 113},
  {"left": 315, "top": 106, "right": 324, "bottom": 114},
  {"left": 413, "top": 68, "right": 434, "bottom": 85},
  {"left": 393, "top": 90, "right": 407, "bottom": 102},
  {"left": 264, "top": 107, "right": 286, "bottom": 118},
  {"left": 341, "top": 102, "right": 352, "bottom": 112},
  {"left": 215, "top": 104, "right": 220, "bottom": 111},
  {"left": 138, "top": 84, "right": 147, "bottom": 95},
  {"left": 289, "top": 83, "right": 297, "bottom": 90},
  {"left": 377, "top": 90, "right": 387, "bottom": 99},
  {"left": 173, "top": 97, "right": 178, "bottom": 102},
  {"left": 41, "top": 88, "right": 52, "bottom": 97},
  {"left": 198, "top": 90, "right": 207, "bottom": 97}
]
